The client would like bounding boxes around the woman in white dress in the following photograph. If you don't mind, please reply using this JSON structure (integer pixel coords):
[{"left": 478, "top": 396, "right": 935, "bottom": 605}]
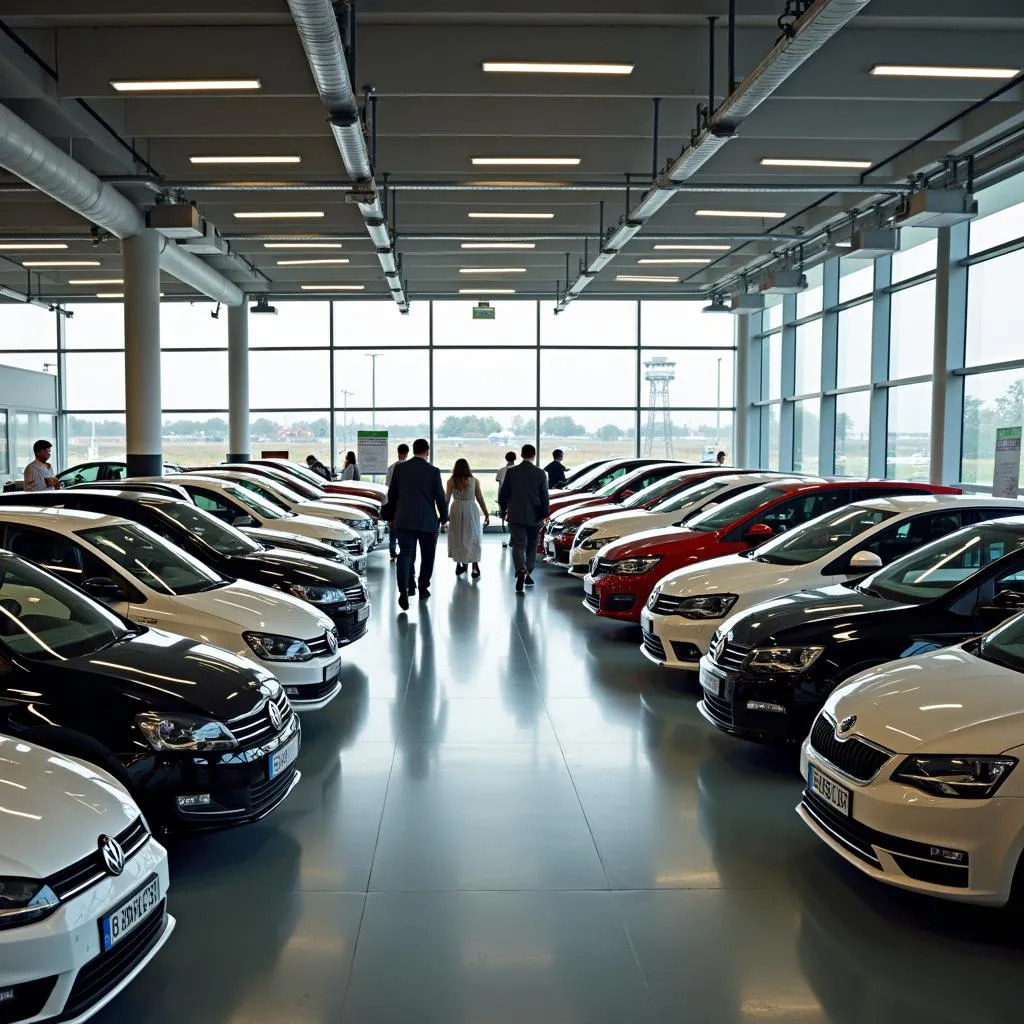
[{"left": 446, "top": 458, "right": 490, "bottom": 579}]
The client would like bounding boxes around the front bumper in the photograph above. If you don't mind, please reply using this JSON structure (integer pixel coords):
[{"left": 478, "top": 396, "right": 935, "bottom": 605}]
[
  {"left": 0, "top": 837, "right": 173, "bottom": 1023},
  {"left": 322, "top": 600, "right": 371, "bottom": 647},
  {"left": 542, "top": 533, "right": 573, "bottom": 564},
  {"left": 798, "top": 742, "right": 1024, "bottom": 905},
  {"left": 258, "top": 652, "right": 343, "bottom": 711},
  {"left": 639, "top": 608, "right": 714, "bottom": 670},
  {"left": 581, "top": 571, "right": 654, "bottom": 623}
]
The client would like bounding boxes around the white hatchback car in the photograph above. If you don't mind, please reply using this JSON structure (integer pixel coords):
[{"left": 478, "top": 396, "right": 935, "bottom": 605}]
[
  {"left": 641, "top": 495, "right": 1024, "bottom": 671},
  {"left": 0, "top": 734, "right": 173, "bottom": 1022},
  {"left": 0, "top": 508, "right": 344, "bottom": 711},
  {"left": 799, "top": 612, "right": 1024, "bottom": 905}
]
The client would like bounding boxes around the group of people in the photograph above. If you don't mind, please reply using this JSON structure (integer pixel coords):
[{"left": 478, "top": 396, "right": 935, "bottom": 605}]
[
  {"left": 384, "top": 440, "right": 553, "bottom": 610},
  {"left": 305, "top": 451, "right": 360, "bottom": 481}
]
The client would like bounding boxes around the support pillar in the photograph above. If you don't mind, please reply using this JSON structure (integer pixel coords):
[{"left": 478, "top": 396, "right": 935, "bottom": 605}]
[
  {"left": 733, "top": 314, "right": 752, "bottom": 467},
  {"left": 228, "top": 300, "right": 250, "bottom": 462},
  {"left": 123, "top": 229, "right": 163, "bottom": 477}
]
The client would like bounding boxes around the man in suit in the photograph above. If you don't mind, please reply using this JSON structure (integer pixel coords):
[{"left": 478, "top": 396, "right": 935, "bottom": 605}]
[
  {"left": 387, "top": 437, "right": 448, "bottom": 610},
  {"left": 498, "top": 443, "right": 550, "bottom": 593}
]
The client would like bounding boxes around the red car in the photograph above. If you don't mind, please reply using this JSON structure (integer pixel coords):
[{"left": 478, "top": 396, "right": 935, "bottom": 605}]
[
  {"left": 548, "top": 457, "right": 681, "bottom": 502},
  {"left": 251, "top": 459, "right": 389, "bottom": 502},
  {"left": 582, "top": 479, "right": 962, "bottom": 623},
  {"left": 547, "top": 461, "right": 685, "bottom": 519}
]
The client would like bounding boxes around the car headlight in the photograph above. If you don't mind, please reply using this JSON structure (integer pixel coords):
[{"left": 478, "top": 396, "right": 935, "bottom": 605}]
[
  {"left": 581, "top": 535, "right": 618, "bottom": 550},
  {"left": 290, "top": 583, "right": 347, "bottom": 605},
  {"left": 0, "top": 878, "right": 59, "bottom": 930},
  {"left": 243, "top": 631, "right": 314, "bottom": 662},
  {"left": 673, "top": 594, "right": 738, "bottom": 620},
  {"left": 576, "top": 527, "right": 597, "bottom": 542},
  {"left": 892, "top": 755, "right": 1017, "bottom": 799},
  {"left": 747, "top": 646, "right": 824, "bottom": 673},
  {"left": 562, "top": 524, "right": 579, "bottom": 535},
  {"left": 136, "top": 712, "right": 237, "bottom": 752},
  {"left": 353, "top": 519, "right": 374, "bottom": 530},
  {"left": 612, "top": 556, "right": 661, "bottom": 575},
  {"left": 324, "top": 538, "right": 347, "bottom": 550}
]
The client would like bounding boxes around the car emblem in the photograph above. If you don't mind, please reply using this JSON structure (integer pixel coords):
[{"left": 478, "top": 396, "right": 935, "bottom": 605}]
[
  {"left": 711, "top": 633, "right": 727, "bottom": 663},
  {"left": 839, "top": 714, "right": 857, "bottom": 734},
  {"left": 98, "top": 834, "right": 125, "bottom": 876},
  {"left": 327, "top": 630, "right": 338, "bottom": 653},
  {"left": 268, "top": 700, "right": 283, "bottom": 731}
]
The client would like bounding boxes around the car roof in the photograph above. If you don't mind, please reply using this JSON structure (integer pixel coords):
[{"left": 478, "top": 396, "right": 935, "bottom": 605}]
[
  {"left": 0, "top": 505, "right": 119, "bottom": 529},
  {"left": 46, "top": 488, "right": 180, "bottom": 508},
  {"left": 851, "top": 494, "right": 1024, "bottom": 515}
]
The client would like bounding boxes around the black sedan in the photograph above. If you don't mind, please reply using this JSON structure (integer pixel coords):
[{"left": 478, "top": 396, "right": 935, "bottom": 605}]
[
  {"left": 0, "top": 489, "right": 371, "bottom": 647},
  {"left": 698, "top": 517, "right": 1024, "bottom": 745},
  {"left": 0, "top": 551, "right": 301, "bottom": 832}
]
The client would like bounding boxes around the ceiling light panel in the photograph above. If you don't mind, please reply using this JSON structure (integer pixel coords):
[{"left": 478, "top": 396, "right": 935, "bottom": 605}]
[
  {"left": 459, "top": 288, "right": 516, "bottom": 294},
  {"left": 653, "top": 244, "right": 730, "bottom": 251},
  {"left": 870, "top": 64, "right": 1020, "bottom": 79},
  {"left": 300, "top": 284, "right": 365, "bottom": 291},
  {"left": 760, "top": 158, "right": 872, "bottom": 169},
  {"left": 482, "top": 61, "right": 633, "bottom": 75},
  {"left": 0, "top": 243, "right": 68, "bottom": 251},
  {"left": 110, "top": 79, "right": 261, "bottom": 92},
  {"left": 233, "top": 211, "right": 325, "bottom": 219},
  {"left": 460, "top": 242, "right": 536, "bottom": 249},
  {"left": 471, "top": 157, "right": 580, "bottom": 166},
  {"left": 68, "top": 278, "right": 124, "bottom": 285},
  {"left": 458, "top": 267, "right": 527, "bottom": 274},
  {"left": 262, "top": 242, "right": 342, "bottom": 249},
  {"left": 637, "top": 258, "right": 712, "bottom": 265},
  {"left": 190, "top": 155, "right": 301, "bottom": 165},
  {"left": 21, "top": 260, "right": 101, "bottom": 267},
  {"left": 468, "top": 212, "right": 554, "bottom": 220},
  {"left": 275, "top": 258, "right": 350, "bottom": 266},
  {"left": 616, "top": 274, "right": 680, "bottom": 283},
  {"left": 696, "top": 209, "right": 786, "bottom": 219}
]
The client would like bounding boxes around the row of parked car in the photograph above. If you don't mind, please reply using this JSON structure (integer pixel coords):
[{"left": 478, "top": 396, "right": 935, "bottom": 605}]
[
  {"left": 540, "top": 457, "right": 1024, "bottom": 908},
  {"left": 0, "top": 458, "right": 389, "bottom": 1023}
]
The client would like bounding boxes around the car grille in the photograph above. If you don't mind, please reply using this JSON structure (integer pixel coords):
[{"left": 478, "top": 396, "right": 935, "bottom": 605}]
[
  {"left": 228, "top": 690, "right": 295, "bottom": 750},
  {"left": 343, "top": 582, "right": 366, "bottom": 603},
  {"left": 306, "top": 630, "right": 338, "bottom": 658},
  {"left": 809, "top": 713, "right": 892, "bottom": 783},
  {"left": 708, "top": 633, "right": 752, "bottom": 673},
  {"left": 701, "top": 690, "right": 734, "bottom": 727},
  {"left": 343, "top": 539, "right": 363, "bottom": 556},
  {"left": 63, "top": 900, "right": 168, "bottom": 1019},
  {"left": 651, "top": 593, "right": 685, "bottom": 614},
  {"left": 584, "top": 593, "right": 600, "bottom": 610},
  {"left": 249, "top": 765, "right": 299, "bottom": 817},
  {"left": 46, "top": 816, "right": 150, "bottom": 902},
  {"left": 334, "top": 615, "right": 369, "bottom": 645},
  {"left": 641, "top": 628, "right": 666, "bottom": 661}
]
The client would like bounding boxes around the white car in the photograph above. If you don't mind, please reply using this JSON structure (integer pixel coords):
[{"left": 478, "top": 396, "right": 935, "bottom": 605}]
[
  {"left": 641, "top": 495, "right": 1024, "bottom": 671},
  {"left": 0, "top": 734, "right": 173, "bottom": 1021},
  {"left": 566, "top": 473, "right": 788, "bottom": 574},
  {"left": 798, "top": 612, "right": 1024, "bottom": 906},
  {"left": 0, "top": 507, "right": 344, "bottom": 711}
]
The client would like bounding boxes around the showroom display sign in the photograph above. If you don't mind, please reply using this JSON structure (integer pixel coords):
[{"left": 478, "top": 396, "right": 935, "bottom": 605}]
[
  {"left": 993, "top": 426, "right": 1022, "bottom": 498},
  {"left": 358, "top": 430, "right": 389, "bottom": 475}
]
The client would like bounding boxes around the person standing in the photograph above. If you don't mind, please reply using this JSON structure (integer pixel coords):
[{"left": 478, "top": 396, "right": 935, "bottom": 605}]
[
  {"left": 498, "top": 443, "right": 549, "bottom": 594},
  {"left": 387, "top": 438, "right": 449, "bottom": 610},
  {"left": 341, "top": 450, "right": 360, "bottom": 480},
  {"left": 385, "top": 443, "right": 410, "bottom": 560},
  {"left": 24, "top": 439, "right": 60, "bottom": 492},
  {"left": 495, "top": 450, "right": 515, "bottom": 547},
  {"left": 543, "top": 448, "right": 567, "bottom": 489},
  {"left": 716, "top": 450, "right": 728, "bottom": 466},
  {"left": 306, "top": 454, "right": 331, "bottom": 481},
  {"left": 446, "top": 458, "right": 490, "bottom": 579}
]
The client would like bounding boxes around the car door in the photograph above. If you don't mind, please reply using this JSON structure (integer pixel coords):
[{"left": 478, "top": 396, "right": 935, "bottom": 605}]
[
  {"left": 57, "top": 462, "right": 102, "bottom": 486},
  {"left": 726, "top": 489, "right": 855, "bottom": 542}
]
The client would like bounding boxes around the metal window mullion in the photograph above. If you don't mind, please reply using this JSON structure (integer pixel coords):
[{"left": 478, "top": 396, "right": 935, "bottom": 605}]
[
  {"left": 635, "top": 300, "right": 642, "bottom": 457},
  {"left": 870, "top": 256, "right": 892, "bottom": 477},
  {"left": 535, "top": 300, "right": 541, "bottom": 456},
  {"left": 428, "top": 300, "right": 435, "bottom": 455},
  {"left": 779, "top": 293, "right": 796, "bottom": 472},
  {"left": 56, "top": 305, "right": 67, "bottom": 471},
  {"left": 818, "top": 257, "right": 840, "bottom": 476},
  {"left": 328, "top": 302, "right": 337, "bottom": 469},
  {"left": 938, "top": 222, "right": 969, "bottom": 485}
]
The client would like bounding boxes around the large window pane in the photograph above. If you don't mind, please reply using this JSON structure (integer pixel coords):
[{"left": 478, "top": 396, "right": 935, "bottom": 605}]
[
  {"left": 835, "top": 391, "right": 870, "bottom": 476},
  {"left": 433, "top": 301, "right": 536, "bottom": 346},
  {"left": 541, "top": 410, "right": 635, "bottom": 463},
  {"left": 889, "top": 282, "right": 934, "bottom": 380},
  {"left": 0, "top": 303, "right": 56, "bottom": 349},
  {"left": 886, "top": 382, "right": 932, "bottom": 481},
  {"left": 540, "top": 349, "right": 637, "bottom": 406},
  {"left": 161, "top": 351, "right": 228, "bottom": 410},
  {"left": 765, "top": 404, "right": 781, "bottom": 469},
  {"left": 641, "top": 301, "right": 733, "bottom": 347},
  {"left": 432, "top": 348, "right": 537, "bottom": 406},
  {"left": 334, "top": 300, "right": 428, "bottom": 347},
  {"left": 839, "top": 260, "right": 873, "bottom": 304},
  {"left": 65, "top": 414, "right": 126, "bottom": 466},
  {"left": 249, "top": 301, "right": 329, "bottom": 347},
  {"left": 962, "top": 368, "right": 1024, "bottom": 485},
  {"left": 163, "top": 414, "right": 229, "bottom": 468},
  {"left": 837, "top": 301, "right": 872, "bottom": 388},
  {"left": 250, "top": 350, "right": 331, "bottom": 408},
  {"left": 15, "top": 413, "right": 55, "bottom": 480},
  {"left": 250, "top": 412, "right": 332, "bottom": 467},
  {"left": 763, "top": 296, "right": 783, "bottom": 333},
  {"left": 793, "top": 398, "right": 820, "bottom": 474},
  {"left": 796, "top": 264, "right": 824, "bottom": 319},
  {"left": 0, "top": 353, "right": 56, "bottom": 375},
  {"left": 891, "top": 229, "right": 937, "bottom": 284},
  {"left": 334, "top": 348, "right": 429, "bottom": 409},
  {"left": 541, "top": 301, "right": 636, "bottom": 346},
  {"left": 160, "top": 303, "right": 227, "bottom": 348},
  {"left": 765, "top": 335, "right": 781, "bottom": 400},
  {"left": 433, "top": 410, "right": 537, "bottom": 490},
  {"left": 65, "top": 352, "right": 125, "bottom": 410},
  {"left": 795, "top": 321, "right": 822, "bottom": 395},
  {"left": 639, "top": 410, "right": 733, "bottom": 464},
  {"left": 966, "top": 249, "right": 1024, "bottom": 367},
  {"left": 642, "top": 349, "right": 733, "bottom": 408},
  {"left": 338, "top": 409, "right": 430, "bottom": 460},
  {"left": 970, "top": 198, "right": 1024, "bottom": 255},
  {"left": 64, "top": 303, "right": 124, "bottom": 348}
]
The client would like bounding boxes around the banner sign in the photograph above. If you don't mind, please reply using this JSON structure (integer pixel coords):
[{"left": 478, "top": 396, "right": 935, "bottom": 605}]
[
  {"left": 357, "top": 430, "right": 389, "bottom": 475},
  {"left": 993, "top": 426, "right": 1022, "bottom": 498}
]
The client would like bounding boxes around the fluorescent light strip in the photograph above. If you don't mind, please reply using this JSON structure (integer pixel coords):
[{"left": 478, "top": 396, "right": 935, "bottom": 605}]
[
  {"left": 870, "top": 64, "right": 1020, "bottom": 80},
  {"left": 468, "top": 212, "right": 554, "bottom": 220},
  {"left": 696, "top": 209, "right": 786, "bottom": 219},
  {"left": 458, "top": 267, "right": 527, "bottom": 274},
  {"left": 111, "top": 78, "right": 261, "bottom": 92},
  {"left": 459, "top": 288, "right": 515, "bottom": 295},
  {"left": 68, "top": 278, "right": 124, "bottom": 285},
  {"left": 275, "top": 258, "right": 350, "bottom": 266},
  {"left": 0, "top": 243, "right": 68, "bottom": 251},
  {"left": 637, "top": 258, "right": 711, "bottom": 265},
  {"left": 300, "top": 284, "right": 365, "bottom": 291},
  {"left": 234, "top": 211, "right": 325, "bottom": 219},
  {"left": 95, "top": 292, "right": 165, "bottom": 298},
  {"left": 471, "top": 157, "right": 580, "bottom": 166},
  {"left": 262, "top": 242, "right": 342, "bottom": 249},
  {"left": 616, "top": 274, "right": 679, "bottom": 283},
  {"left": 22, "top": 260, "right": 101, "bottom": 267},
  {"left": 190, "top": 155, "right": 301, "bottom": 165},
  {"left": 461, "top": 242, "right": 536, "bottom": 249},
  {"left": 482, "top": 61, "right": 633, "bottom": 76},
  {"left": 653, "top": 244, "right": 730, "bottom": 251},
  {"left": 761, "top": 157, "right": 872, "bottom": 169}
]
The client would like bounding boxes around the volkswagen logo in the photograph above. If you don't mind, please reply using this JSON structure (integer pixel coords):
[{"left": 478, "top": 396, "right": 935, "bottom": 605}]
[
  {"left": 839, "top": 714, "right": 857, "bottom": 734},
  {"left": 711, "top": 633, "right": 727, "bottom": 663},
  {"left": 268, "top": 700, "right": 283, "bottom": 731},
  {"left": 98, "top": 834, "right": 125, "bottom": 876},
  {"left": 326, "top": 630, "right": 338, "bottom": 653}
]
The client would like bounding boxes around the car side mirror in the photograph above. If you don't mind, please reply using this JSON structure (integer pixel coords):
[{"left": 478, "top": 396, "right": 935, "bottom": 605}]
[
  {"left": 992, "top": 589, "right": 1024, "bottom": 612},
  {"left": 232, "top": 515, "right": 256, "bottom": 528},
  {"left": 847, "top": 550, "right": 883, "bottom": 573},
  {"left": 744, "top": 523, "right": 774, "bottom": 545},
  {"left": 82, "top": 576, "right": 122, "bottom": 602}
]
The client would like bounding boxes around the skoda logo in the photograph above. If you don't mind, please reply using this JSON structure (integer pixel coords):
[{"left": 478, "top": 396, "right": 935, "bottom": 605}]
[
  {"left": 839, "top": 714, "right": 857, "bottom": 734},
  {"left": 711, "top": 633, "right": 727, "bottom": 663},
  {"left": 268, "top": 700, "right": 283, "bottom": 731},
  {"left": 99, "top": 834, "right": 125, "bottom": 876}
]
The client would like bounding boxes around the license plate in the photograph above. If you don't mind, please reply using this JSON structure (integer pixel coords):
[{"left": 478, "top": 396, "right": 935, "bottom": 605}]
[
  {"left": 809, "top": 765, "right": 851, "bottom": 817},
  {"left": 700, "top": 664, "right": 720, "bottom": 697},
  {"left": 356, "top": 604, "right": 369, "bottom": 623},
  {"left": 269, "top": 734, "right": 299, "bottom": 779},
  {"left": 101, "top": 875, "right": 160, "bottom": 952},
  {"left": 583, "top": 577, "right": 594, "bottom": 595},
  {"left": 640, "top": 611, "right": 653, "bottom": 631}
]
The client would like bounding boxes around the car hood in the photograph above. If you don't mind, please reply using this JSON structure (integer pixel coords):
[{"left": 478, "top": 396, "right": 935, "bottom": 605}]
[
  {"left": 557, "top": 502, "right": 623, "bottom": 525},
  {"left": 658, "top": 552, "right": 810, "bottom": 597},
  {"left": 825, "top": 646, "right": 1024, "bottom": 755},
  {"left": 580, "top": 509, "right": 680, "bottom": 537},
  {"left": 234, "top": 548, "right": 360, "bottom": 588},
  {"left": 265, "top": 513, "right": 358, "bottom": 542},
  {"left": 0, "top": 734, "right": 143, "bottom": 879},
  {"left": 603, "top": 526, "right": 709, "bottom": 559},
  {"left": 242, "top": 527, "right": 343, "bottom": 559},
  {"left": 296, "top": 500, "right": 372, "bottom": 523}
]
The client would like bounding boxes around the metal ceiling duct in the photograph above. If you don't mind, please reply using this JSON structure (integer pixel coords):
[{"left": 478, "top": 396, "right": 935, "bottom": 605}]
[
  {"left": 0, "top": 102, "right": 244, "bottom": 306},
  {"left": 286, "top": 0, "right": 408, "bottom": 310},
  {"left": 557, "top": 0, "right": 873, "bottom": 310}
]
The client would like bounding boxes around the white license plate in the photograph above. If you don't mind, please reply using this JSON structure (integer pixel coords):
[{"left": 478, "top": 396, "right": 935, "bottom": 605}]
[
  {"left": 700, "top": 665, "right": 720, "bottom": 698},
  {"left": 583, "top": 577, "right": 594, "bottom": 595},
  {"left": 809, "top": 765, "right": 851, "bottom": 817},
  {"left": 270, "top": 734, "right": 300, "bottom": 779},
  {"left": 101, "top": 875, "right": 160, "bottom": 952},
  {"left": 357, "top": 604, "right": 369, "bottom": 623}
]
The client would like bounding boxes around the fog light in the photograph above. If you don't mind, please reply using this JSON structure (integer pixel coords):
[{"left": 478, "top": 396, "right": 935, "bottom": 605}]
[
  {"left": 284, "top": 686, "right": 300, "bottom": 696},
  {"left": 746, "top": 700, "right": 785, "bottom": 713},
  {"left": 929, "top": 845, "right": 967, "bottom": 864},
  {"left": 176, "top": 794, "right": 211, "bottom": 808}
]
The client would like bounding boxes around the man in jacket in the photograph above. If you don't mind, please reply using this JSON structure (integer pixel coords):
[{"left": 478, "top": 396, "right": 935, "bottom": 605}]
[
  {"left": 498, "top": 443, "right": 550, "bottom": 593},
  {"left": 386, "top": 438, "right": 448, "bottom": 610},
  {"left": 385, "top": 443, "right": 410, "bottom": 560},
  {"left": 543, "top": 449, "right": 567, "bottom": 488}
]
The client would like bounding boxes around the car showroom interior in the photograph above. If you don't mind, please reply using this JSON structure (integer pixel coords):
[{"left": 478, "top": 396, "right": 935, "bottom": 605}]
[{"left": 2, "top": 1, "right": 1024, "bottom": 1022}]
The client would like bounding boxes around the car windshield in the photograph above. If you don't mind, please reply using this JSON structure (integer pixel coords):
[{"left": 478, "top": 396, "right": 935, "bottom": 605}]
[
  {"left": 262, "top": 473, "right": 320, "bottom": 500},
  {"left": 622, "top": 473, "right": 694, "bottom": 510},
  {"left": 266, "top": 461, "right": 329, "bottom": 489},
  {"left": 567, "top": 462, "right": 622, "bottom": 491},
  {"left": 80, "top": 523, "right": 227, "bottom": 596},
  {"left": 0, "top": 554, "right": 132, "bottom": 661},
  {"left": 685, "top": 485, "right": 789, "bottom": 533},
  {"left": 978, "top": 613, "right": 1024, "bottom": 673},
  {"left": 651, "top": 478, "right": 743, "bottom": 516},
  {"left": 744, "top": 506, "right": 895, "bottom": 566},
  {"left": 210, "top": 482, "right": 290, "bottom": 520},
  {"left": 594, "top": 475, "right": 628, "bottom": 499},
  {"left": 233, "top": 476, "right": 304, "bottom": 509},
  {"left": 855, "top": 524, "right": 1024, "bottom": 604},
  {"left": 150, "top": 502, "right": 261, "bottom": 557}
]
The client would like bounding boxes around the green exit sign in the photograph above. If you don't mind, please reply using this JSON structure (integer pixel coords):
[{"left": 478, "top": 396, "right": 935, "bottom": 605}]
[{"left": 472, "top": 304, "right": 496, "bottom": 320}]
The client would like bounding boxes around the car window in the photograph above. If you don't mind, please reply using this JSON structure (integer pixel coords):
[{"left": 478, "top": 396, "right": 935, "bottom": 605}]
[
  {"left": 978, "top": 611, "right": 1024, "bottom": 671},
  {"left": 98, "top": 463, "right": 126, "bottom": 481},
  {"left": 3, "top": 524, "right": 131, "bottom": 597},
  {"left": 854, "top": 509, "right": 969, "bottom": 566},
  {"left": 747, "top": 506, "right": 895, "bottom": 566},
  {"left": 150, "top": 502, "right": 260, "bottom": 557},
  {"left": 189, "top": 490, "right": 235, "bottom": 522},
  {"left": 205, "top": 483, "right": 288, "bottom": 521},
  {"left": 59, "top": 464, "right": 100, "bottom": 484},
  {"left": 686, "top": 485, "right": 788, "bottom": 533},
  {"left": 233, "top": 477, "right": 291, "bottom": 509},
  {"left": 622, "top": 474, "right": 692, "bottom": 510}
]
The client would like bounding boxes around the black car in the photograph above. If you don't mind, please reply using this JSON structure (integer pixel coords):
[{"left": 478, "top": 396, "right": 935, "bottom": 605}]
[
  {"left": 698, "top": 517, "right": 1024, "bottom": 745},
  {"left": 0, "top": 552, "right": 301, "bottom": 831},
  {"left": 0, "top": 489, "right": 371, "bottom": 646}
]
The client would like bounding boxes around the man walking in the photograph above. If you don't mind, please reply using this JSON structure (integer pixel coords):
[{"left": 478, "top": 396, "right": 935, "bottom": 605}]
[
  {"left": 386, "top": 438, "right": 448, "bottom": 611},
  {"left": 543, "top": 448, "right": 567, "bottom": 489},
  {"left": 498, "top": 443, "right": 549, "bottom": 594},
  {"left": 385, "top": 443, "right": 409, "bottom": 560}
]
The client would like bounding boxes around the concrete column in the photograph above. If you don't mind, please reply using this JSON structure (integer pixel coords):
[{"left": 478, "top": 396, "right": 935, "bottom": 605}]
[
  {"left": 733, "top": 314, "right": 752, "bottom": 467},
  {"left": 228, "top": 300, "right": 250, "bottom": 462},
  {"left": 122, "top": 229, "right": 163, "bottom": 477}
]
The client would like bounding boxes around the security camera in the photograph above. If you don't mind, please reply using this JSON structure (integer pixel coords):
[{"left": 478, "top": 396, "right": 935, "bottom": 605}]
[{"left": 250, "top": 296, "right": 278, "bottom": 315}]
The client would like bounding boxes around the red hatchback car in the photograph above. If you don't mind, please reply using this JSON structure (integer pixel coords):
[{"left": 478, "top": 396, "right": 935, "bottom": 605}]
[{"left": 582, "top": 479, "right": 962, "bottom": 622}]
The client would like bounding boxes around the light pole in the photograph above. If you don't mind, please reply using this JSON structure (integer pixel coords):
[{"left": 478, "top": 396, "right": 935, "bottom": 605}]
[
  {"left": 716, "top": 356, "right": 722, "bottom": 453},
  {"left": 365, "top": 353, "right": 380, "bottom": 428},
  {"left": 338, "top": 389, "right": 353, "bottom": 449}
]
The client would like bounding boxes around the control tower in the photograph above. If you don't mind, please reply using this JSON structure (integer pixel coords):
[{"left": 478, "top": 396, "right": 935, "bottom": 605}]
[{"left": 643, "top": 355, "right": 675, "bottom": 457}]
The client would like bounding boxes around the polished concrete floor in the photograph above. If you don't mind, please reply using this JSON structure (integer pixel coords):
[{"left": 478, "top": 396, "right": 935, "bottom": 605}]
[{"left": 99, "top": 534, "right": 1024, "bottom": 1024}]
